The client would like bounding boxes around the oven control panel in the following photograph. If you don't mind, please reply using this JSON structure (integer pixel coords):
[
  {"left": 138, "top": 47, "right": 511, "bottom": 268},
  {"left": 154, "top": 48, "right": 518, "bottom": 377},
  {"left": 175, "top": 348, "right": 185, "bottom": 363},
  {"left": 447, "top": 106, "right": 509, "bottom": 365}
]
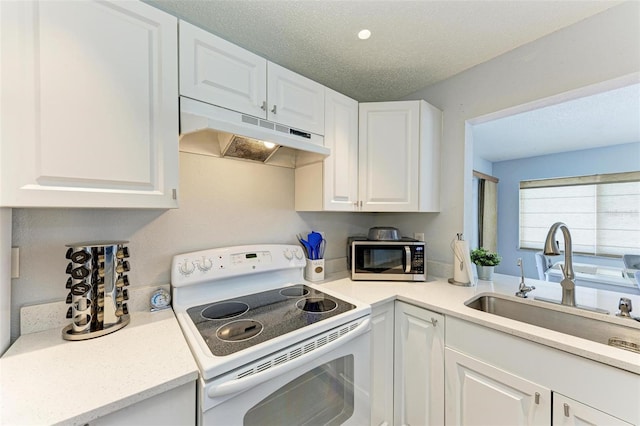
[
  {"left": 231, "top": 251, "right": 272, "bottom": 266},
  {"left": 171, "top": 244, "right": 306, "bottom": 287}
]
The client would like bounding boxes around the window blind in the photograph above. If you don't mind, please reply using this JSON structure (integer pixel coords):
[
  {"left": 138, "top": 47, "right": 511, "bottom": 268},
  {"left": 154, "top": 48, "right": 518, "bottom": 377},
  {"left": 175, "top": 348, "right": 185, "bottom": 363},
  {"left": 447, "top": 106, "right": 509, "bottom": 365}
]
[{"left": 519, "top": 171, "right": 640, "bottom": 257}]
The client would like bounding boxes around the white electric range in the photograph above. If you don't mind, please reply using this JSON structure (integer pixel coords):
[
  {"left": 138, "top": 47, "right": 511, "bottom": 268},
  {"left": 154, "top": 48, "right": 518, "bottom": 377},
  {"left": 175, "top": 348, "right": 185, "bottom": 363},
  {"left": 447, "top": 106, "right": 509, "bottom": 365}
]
[{"left": 171, "top": 244, "right": 371, "bottom": 426}]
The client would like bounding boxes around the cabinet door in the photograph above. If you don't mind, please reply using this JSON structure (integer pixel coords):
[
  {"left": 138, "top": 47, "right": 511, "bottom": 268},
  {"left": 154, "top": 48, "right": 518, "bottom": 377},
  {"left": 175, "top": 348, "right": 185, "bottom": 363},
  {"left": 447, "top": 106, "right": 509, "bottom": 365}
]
[
  {"left": 267, "top": 62, "right": 325, "bottom": 135},
  {"left": 92, "top": 382, "right": 195, "bottom": 425},
  {"left": 371, "top": 302, "right": 395, "bottom": 426},
  {"left": 1, "top": 1, "right": 178, "bottom": 208},
  {"left": 553, "top": 393, "right": 632, "bottom": 426},
  {"left": 179, "top": 20, "right": 267, "bottom": 119},
  {"left": 323, "top": 88, "right": 359, "bottom": 211},
  {"left": 359, "top": 102, "right": 420, "bottom": 212},
  {"left": 394, "top": 302, "right": 445, "bottom": 426},
  {"left": 445, "top": 348, "right": 551, "bottom": 426}
]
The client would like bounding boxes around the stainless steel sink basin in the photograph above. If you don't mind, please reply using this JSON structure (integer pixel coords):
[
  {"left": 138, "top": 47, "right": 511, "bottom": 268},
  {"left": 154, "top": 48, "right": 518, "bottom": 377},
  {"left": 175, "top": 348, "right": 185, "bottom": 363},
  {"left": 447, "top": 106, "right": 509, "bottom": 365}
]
[{"left": 465, "top": 293, "right": 640, "bottom": 354}]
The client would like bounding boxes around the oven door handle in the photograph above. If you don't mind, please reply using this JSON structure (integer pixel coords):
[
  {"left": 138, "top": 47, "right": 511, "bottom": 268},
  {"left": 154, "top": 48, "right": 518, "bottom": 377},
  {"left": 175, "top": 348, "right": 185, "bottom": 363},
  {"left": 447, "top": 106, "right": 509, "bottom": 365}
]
[{"left": 207, "top": 317, "right": 371, "bottom": 398}]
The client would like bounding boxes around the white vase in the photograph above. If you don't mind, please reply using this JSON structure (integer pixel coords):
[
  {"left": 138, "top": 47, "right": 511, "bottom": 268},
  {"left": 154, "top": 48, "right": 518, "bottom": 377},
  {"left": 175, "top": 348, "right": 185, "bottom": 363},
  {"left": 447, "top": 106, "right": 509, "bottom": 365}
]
[{"left": 476, "top": 265, "right": 495, "bottom": 281}]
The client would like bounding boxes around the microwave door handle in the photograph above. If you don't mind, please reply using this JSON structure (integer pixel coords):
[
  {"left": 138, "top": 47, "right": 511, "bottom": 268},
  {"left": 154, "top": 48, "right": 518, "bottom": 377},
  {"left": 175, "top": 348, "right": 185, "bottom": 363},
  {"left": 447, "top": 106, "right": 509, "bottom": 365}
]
[{"left": 404, "top": 246, "right": 411, "bottom": 273}]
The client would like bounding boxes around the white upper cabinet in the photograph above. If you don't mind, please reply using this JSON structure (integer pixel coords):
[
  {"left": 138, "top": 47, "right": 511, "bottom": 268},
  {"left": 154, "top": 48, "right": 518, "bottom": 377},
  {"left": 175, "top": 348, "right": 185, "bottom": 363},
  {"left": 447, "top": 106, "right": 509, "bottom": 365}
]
[
  {"left": 179, "top": 21, "right": 324, "bottom": 135},
  {"left": 179, "top": 21, "right": 267, "bottom": 119},
  {"left": 323, "top": 89, "right": 358, "bottom": 210},
  {"left": 297, "top": 98, "right": 441, "bottom": 212},
  {"left": 295, "top": 88, "right": 358, "bottom": 211},
  {"left": 267, "top": 62, "right": 325, "bottom": 135},
  {"left": 359, "top": 100, "right": 441, "bottom": 212},
  {"left": 0, "top": 0, "right": 179, "bottom": 208}
]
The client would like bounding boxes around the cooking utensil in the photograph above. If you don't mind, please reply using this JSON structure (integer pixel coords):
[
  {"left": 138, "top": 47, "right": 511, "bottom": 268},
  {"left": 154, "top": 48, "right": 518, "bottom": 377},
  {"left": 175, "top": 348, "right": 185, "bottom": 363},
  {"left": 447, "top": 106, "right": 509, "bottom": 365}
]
[
  {"left": 297, "top": 234, "right": 312, "bottom": 259},
  {"left": 307, "top": 232, "right": 323, "bottom": 260},
  {"left": 367, "top": 227, "right": 400, "bottom": 241},
  {"left": 317, "top": 238, "right": 326, "bottom": 259}
]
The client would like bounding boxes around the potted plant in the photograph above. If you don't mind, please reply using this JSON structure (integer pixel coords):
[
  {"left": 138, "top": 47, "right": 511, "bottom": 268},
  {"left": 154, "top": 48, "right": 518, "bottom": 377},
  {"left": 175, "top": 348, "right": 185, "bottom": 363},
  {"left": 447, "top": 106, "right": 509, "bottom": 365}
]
[{"left": 470, "top": 247, "right": 501, "bottom": 280}]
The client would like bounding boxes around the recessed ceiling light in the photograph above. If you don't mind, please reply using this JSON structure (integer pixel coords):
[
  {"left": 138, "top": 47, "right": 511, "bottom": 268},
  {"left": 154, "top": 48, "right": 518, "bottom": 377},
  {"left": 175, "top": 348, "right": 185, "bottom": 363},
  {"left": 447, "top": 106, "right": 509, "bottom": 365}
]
[{"left": 358, "top": 29, "right": 371, "bottom": 40}]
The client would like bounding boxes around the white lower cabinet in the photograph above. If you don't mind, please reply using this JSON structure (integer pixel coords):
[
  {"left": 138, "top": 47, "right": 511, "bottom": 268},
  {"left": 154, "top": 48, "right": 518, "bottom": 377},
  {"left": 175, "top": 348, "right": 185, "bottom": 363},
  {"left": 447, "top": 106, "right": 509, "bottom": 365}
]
[
  {"left": 394, "top": 301, "right": 445, "bottom": 426},
  {"left": 445, "top": 316, "right": 639, "bottom": 426},
  {"left": 445, "top": 348, "right": 550, "bottom": 426},
  {"left": 371, "top": 302, "right": 395, "bottom": 426},
  {"left": 552, "top": 393, "right": 633, "bottom": 426},
  {"left": 91, "top": 382, "right": 196, "bottom": 425}
]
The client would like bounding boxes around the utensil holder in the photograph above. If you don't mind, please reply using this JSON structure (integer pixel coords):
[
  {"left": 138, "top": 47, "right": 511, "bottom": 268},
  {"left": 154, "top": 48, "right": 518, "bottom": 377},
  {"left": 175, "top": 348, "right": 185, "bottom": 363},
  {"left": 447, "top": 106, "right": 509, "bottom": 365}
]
[
  {"left": 62, "top": 241, "right": 131, "bottom": 340},
  {"left": 305, "top": 258, "right": 325, "bottom": 282}
]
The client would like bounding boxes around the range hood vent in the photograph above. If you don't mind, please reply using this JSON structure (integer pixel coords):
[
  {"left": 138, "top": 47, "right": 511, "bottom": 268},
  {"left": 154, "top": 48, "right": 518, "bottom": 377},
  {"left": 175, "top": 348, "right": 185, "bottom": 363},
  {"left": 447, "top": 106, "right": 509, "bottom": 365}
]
[{"left": 179, "top": 97, "right": 329, "bottom": 168}]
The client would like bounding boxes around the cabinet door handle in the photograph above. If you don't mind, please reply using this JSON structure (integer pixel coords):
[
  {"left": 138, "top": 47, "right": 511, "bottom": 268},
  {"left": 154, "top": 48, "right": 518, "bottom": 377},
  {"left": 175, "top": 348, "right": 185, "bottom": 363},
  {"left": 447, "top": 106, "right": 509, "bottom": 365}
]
[
  {"left": 271, "top": 105, "right": 277, "bottom": 114},
  {"left": 430, "top": 318, "right": 438, "bottom": 327},
  {"left": 261, "top": 101, "right": 267, "bottom": 111},
  {"left": 563, "top": 403, "right": 570, "bottom": 417},
  {"left": 534, "top": 392, "right": 540, "bottom": 404}
]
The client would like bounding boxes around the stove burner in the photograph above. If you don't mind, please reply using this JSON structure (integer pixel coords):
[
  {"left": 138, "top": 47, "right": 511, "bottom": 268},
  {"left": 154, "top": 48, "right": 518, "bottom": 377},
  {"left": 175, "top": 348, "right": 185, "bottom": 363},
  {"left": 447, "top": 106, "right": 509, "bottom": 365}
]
[
  {"left": 202, "top": 301, "right": 249, "bottom": 320},
  {"left": 216, "top": 320, "right": 263, "bottom": 342},
  {"left": 279, "top": 285, "right": 310, "bottom": 297},
  {"left": 296, "top": 297, "right": 337, "bottom": 313}
]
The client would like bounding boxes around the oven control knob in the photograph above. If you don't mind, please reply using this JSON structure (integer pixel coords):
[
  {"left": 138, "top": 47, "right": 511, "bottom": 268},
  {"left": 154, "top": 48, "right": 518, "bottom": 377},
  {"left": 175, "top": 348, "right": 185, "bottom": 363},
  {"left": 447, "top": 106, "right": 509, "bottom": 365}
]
[
  {"left": 178, "top": 260, "right": 195, "bottom": 276},
  {"left": 294, "top": 248, "right": 303, "bottom": 260},
  {"left": 196, "top": 257, "right": 213, "bottom": 272},
  {"left": 283, "top": 249, "right": 293, "bottom": 260}
]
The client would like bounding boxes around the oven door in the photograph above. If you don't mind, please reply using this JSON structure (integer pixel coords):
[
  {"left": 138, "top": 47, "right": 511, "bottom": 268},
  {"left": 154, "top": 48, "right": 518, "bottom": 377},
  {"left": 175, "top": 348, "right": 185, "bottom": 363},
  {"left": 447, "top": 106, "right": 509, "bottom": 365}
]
[{"left": 199, "top": 318, "right": 370, "bottom": 426}]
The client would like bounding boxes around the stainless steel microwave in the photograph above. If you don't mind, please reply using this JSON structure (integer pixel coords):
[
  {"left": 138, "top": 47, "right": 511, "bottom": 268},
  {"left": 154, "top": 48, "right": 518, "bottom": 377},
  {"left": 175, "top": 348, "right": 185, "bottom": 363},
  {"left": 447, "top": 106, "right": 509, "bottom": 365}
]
[{"left": 351, "top": 240, "right": 426, "bottom": 281}]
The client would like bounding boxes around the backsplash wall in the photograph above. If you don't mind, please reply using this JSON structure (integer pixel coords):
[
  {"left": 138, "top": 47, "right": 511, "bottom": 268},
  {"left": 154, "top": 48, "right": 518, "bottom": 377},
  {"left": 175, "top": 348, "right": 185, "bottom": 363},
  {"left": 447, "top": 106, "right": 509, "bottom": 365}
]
[{"left": 10, "top": 152, "right": 376, "bottom": 339}]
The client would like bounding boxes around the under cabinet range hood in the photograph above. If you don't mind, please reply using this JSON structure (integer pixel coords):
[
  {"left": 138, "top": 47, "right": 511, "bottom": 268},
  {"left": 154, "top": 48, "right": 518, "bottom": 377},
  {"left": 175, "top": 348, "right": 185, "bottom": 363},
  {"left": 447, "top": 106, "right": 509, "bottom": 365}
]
[{"left": 179, "top": 97, "right": 329, "bottom": 168}]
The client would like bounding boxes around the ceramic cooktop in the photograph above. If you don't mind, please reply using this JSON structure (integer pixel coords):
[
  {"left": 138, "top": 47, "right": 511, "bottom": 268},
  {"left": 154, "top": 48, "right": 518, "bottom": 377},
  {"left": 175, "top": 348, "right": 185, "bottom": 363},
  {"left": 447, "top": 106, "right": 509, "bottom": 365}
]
[{"left": 186, "top": 285, "right": 355, "bottom": 356}]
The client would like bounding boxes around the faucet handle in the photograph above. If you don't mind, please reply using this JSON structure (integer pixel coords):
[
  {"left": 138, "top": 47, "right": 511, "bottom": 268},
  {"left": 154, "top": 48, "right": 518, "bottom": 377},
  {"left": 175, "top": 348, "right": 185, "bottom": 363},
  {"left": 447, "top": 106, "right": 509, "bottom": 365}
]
[
  {"left": 515, "top": 284, "right": 535, "bottom": 298},
  {"left": 616, "top": 298, "right": 632, "bottom": 317}
]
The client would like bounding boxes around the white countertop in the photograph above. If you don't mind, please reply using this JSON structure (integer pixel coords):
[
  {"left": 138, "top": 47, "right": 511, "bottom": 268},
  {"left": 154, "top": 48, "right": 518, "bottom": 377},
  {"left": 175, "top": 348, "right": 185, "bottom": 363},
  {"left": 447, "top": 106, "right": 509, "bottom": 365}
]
[
  {"left": 319, "top": 273, "right": 640, "bottom": 375},
  {"left": 1, "top": 273, "right": 638, "bottom": 426},
  {"left": 0, "top": 309, "right": 199, "bottom": 426}
]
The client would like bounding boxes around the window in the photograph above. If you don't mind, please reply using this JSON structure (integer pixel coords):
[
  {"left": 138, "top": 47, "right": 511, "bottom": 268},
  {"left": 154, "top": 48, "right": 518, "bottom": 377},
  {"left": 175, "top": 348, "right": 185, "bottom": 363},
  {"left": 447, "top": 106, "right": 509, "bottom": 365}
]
[{"left": 519, "top": 171, "right": 640, "bottom": 257}]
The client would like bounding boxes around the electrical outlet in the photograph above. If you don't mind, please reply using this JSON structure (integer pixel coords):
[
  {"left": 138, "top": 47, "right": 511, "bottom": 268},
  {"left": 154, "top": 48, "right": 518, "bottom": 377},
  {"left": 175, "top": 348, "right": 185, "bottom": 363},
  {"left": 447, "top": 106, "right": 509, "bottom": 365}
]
[
  {"left": 11, "top": 247, "right": 19, "bottom": 279},
  {"left": 414, "top": 233, "right": 425, "bottom": 242}
]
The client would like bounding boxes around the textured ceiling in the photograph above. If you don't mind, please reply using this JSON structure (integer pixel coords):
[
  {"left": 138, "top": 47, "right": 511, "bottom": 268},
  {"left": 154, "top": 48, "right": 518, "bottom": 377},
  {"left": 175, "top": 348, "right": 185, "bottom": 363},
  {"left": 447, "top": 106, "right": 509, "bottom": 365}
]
[
  {"left": 472, "top": 83, "right": 640, "bottom": 162},
  {"left": 145, "top": 0, "right": 622, "bottom": 102}
]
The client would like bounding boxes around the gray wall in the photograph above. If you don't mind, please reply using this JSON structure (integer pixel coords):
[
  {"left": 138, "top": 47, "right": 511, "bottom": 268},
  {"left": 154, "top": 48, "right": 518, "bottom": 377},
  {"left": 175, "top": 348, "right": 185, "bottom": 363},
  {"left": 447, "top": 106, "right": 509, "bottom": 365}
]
[{"left": 1, "top": 209, "right": 11, "bottom": 354}]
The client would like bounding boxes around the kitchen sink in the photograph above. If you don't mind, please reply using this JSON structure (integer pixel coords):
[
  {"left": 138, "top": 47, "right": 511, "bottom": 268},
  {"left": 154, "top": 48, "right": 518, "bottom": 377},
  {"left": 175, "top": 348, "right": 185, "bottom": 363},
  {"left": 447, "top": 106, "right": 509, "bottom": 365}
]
[{"left": 464, "top": 293, "right": 640, "bottom": 354}]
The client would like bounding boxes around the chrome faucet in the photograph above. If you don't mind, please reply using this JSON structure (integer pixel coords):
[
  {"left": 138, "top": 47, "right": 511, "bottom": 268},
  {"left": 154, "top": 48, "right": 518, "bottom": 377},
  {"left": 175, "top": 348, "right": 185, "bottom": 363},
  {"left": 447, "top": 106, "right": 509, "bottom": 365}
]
[
  {"left": 543, "top": 222, "right": 576, "bottom": 307},
  {"left": 515, "top": 258, "right": 535, "bottom": 298}
]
